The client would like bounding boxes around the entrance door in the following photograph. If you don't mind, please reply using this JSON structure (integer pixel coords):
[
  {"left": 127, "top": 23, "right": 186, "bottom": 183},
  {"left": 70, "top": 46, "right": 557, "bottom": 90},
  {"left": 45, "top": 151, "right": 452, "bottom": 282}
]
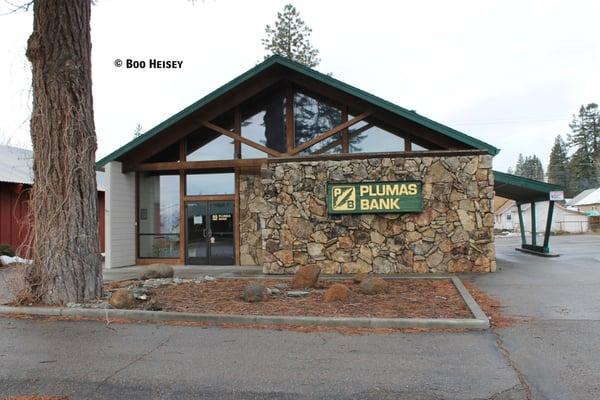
[{"left": 185, "top": 201, "right": 234, "bottom": 265}]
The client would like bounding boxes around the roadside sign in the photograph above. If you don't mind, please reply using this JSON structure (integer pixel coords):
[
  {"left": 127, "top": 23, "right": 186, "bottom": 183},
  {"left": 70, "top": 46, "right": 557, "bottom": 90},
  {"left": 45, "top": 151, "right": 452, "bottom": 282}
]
[{"left": 549, "top": 191, "right": 564, "bottom": 201}]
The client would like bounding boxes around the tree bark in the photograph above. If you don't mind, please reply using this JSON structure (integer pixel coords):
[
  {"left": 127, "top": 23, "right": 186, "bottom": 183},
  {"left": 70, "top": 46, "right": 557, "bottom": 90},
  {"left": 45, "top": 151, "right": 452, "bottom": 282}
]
[{"left": 26, "top": 0, "right": 102, "bottom": 304}]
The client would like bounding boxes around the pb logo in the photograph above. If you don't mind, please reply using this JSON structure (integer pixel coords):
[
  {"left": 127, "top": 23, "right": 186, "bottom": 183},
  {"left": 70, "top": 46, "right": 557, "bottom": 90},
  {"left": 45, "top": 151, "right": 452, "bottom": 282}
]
[{"left": 331, "top": 186, "right": 356, "bottom": 211}]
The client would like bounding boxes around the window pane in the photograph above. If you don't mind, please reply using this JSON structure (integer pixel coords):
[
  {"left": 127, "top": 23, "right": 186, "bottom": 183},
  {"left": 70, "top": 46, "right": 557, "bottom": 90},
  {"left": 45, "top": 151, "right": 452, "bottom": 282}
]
[
  {"left": 138, "top": 173, "right": 180, "bottom": 235},
  {"left": 241, "top": 111, "right": 270, "bottom": 158},
  {"left": 294, "top": 91, "right": 342, "bottom": 154},
  {"left": 139, "top": 234, "right": 180, "bottom": 258},
  {"left": 186, "top": 173, "right": 235, "bottom": 195},
  {"left": 187, "top": 135, "right": 234, "bottom": 161},
  {"left": 241, "top": 94, "right": 286, "bottom": 157},
  {"left": 412, "top": 142, "right": 428, "bottom": 151},
  {"left": 349, "top": 121, "right": 405, "bottom": 153}
]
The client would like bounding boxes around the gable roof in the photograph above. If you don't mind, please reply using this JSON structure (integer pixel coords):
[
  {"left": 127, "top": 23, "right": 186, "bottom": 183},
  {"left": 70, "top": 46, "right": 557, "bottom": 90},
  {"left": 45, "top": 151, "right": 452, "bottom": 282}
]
[
  {"left": 97, "top": 55, "right": 499, "bottom": 169},
  {"left": 0, "top": 144, "right": 105, "bottom": 191},
  {"left": 573, "top": 187, "right": 600, "bottom": 206},
  {"left": 566, "top": 188, "right": 597, "bottom": 206}
]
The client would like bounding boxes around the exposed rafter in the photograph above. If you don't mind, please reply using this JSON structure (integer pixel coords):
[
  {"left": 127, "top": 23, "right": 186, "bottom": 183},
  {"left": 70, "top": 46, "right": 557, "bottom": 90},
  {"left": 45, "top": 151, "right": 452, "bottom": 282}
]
[
  {"left": 202, "top": 121, "right": 284, "bottom": 158},
  {"left": 286, "top": 111, "right": 372, "bottom": 156}
]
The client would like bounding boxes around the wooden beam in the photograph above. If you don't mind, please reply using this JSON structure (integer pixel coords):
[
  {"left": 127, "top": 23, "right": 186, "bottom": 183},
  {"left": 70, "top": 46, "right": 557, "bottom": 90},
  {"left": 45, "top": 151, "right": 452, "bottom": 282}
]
[
  {"left": 202, "top": 121, "right": 284, "bottom": 158},
  {"left": 179, "top": 170, "right": 186, "bottom": 264},
  {"left": 122, "top": 72, "right": 284, "bottom": 166},
  {"left": 287, "top": 110, "right": 372, "bottom": 156},
  {"left": 234, "top": 107, "right": 241, "bottom": 159},
  {"left": 128, "top": 158, "right": 266, "bottom": 172}
]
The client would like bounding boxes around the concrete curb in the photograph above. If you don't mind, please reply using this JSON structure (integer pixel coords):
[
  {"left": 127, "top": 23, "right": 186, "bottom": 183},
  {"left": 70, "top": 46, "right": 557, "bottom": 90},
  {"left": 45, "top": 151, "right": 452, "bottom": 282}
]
[{"left": 0, "top": 278, "right": 489, "bottom": 330}]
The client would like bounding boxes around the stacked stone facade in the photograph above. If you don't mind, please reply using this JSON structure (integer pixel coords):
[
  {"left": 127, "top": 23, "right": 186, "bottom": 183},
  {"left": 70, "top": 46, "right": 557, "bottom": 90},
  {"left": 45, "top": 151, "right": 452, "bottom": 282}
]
[{"left": 239, "top": 155, "right": 496, "bottom": 274}]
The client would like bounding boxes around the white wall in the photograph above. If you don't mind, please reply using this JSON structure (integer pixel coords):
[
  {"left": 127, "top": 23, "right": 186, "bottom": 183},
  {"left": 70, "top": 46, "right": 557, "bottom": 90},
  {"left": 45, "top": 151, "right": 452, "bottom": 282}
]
[
  {"left": 496, "top": 201, "right": 589, "bottom": 234},
  {"left": 105, "top": 161, "right": 136, "bottom": 268}
]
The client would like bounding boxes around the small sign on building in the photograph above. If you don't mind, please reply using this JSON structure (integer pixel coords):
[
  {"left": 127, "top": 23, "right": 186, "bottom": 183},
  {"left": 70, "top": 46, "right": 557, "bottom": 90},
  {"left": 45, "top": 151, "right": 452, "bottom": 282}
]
[
  {"left": 549, "top": 191, "right": 564, "bottom": 201},
  {"left": 327, "top": 181, "right": 423, "bottom": 214}
]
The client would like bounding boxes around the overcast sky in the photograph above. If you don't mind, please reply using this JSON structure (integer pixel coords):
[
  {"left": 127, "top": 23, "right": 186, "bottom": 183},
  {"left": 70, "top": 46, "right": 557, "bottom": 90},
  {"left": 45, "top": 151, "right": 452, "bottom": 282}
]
[{"left": 1, "top": 0, "right": 598, "bottom": 172}]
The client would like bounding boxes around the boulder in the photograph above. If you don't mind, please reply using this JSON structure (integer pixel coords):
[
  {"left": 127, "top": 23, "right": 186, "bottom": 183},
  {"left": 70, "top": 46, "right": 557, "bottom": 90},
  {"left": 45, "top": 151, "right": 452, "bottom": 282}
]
[
  {"left": 109, "top": 288, "right": 136, "bottom": 309},
  {"left": 323, "top": 284, "right": 351, "bottom": 302},
  {"left": 290, "top": 265, "right": 321, "bottom": 289},
  {"left": 242, "top": 283, "right": 269, "bottom": 303},
  {"left": 139, "top": 264, "right": 174, "bottom": 280},
  {"left": 359, "top": 277, "right": 389, "bottom": 295}
]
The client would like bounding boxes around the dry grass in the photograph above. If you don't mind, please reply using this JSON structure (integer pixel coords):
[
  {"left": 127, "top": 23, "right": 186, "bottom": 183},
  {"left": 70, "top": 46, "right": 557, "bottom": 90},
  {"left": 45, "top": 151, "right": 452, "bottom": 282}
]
[{"left": 0, "top": 265, "right": 37, "bottom": 306}]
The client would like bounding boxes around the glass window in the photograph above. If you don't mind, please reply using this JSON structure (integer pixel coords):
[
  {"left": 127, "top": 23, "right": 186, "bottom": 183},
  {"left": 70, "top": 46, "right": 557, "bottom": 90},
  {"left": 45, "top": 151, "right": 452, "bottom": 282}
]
[
  {"left": 187, "top": 134, "right": 234, "bottom": 161},
  {"left": 348, "top": 120, "right": 405, "bottom": 153},
  {"left": 412, "top": 142, "right": 428, "bottom": 151},
  {"left": 139, "top": 235, "right": 180, "bottom": 258},
  {"left": 294, "top": 91, "right": 342, "bottom": 154},
  {"left": 241, "top": 93, "right": 286, "bottom": 157},
  {"left": 186, "top": 173, "right": 235, "bottom": 195},
  {"left": 138, "top": 173, "right": 180, "bottom": 258}
]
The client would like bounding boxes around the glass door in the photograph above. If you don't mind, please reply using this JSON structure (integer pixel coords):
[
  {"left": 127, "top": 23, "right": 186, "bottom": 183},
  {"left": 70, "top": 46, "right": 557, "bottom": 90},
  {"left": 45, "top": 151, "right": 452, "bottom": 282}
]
[
  {"left": 208, "top": 201, "right": 234, "bottom": 265},
  {"left": 185, "top": 201, "right": 234, "bottom": 265},
  {"left": 186, "top": 202, "right": 208, "bottom": 264}
]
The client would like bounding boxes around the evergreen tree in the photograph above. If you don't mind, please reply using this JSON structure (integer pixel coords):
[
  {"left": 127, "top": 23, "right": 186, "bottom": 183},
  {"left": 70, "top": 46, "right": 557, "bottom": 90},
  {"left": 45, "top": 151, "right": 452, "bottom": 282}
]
[
  {"left": 547, "top": 135, "right": 570, "bottom": 192},
  {"left": 567, "top": 103, "right": 600, "bottom": 192},
  {"left": 262, "top": 4, "right": 320, "bottom": 67},
  {"left": 512, "top": 154, "right": 544, "bottom": 181},
  {"left": 133, "top": 123, "right": 143, "bottom": 138},
  {"left": 568, "top": 147, "right": 599, "bottom": 194}
]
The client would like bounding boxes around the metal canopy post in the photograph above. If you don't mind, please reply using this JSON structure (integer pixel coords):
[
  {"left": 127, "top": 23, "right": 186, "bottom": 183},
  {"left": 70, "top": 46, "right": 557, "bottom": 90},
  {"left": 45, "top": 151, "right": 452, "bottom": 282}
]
[
  {"left": 517, "top": 203, "right": 526, "bottom": 246},
  {"left": 542, "top": 200, "right": 555, "bottom": 253},
  {"left": 531, "top": 202, "right": 537, "bottom": 247}
]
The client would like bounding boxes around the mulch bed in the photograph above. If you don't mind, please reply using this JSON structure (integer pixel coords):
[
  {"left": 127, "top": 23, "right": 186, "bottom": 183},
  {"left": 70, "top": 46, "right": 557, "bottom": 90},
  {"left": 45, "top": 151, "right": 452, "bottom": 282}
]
[{"left": 148, "top": 278, "right": 473, "bottom": 319}]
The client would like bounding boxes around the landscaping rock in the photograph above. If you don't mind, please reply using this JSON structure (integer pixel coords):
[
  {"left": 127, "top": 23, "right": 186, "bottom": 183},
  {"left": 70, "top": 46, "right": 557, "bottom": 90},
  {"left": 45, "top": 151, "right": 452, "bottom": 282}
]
[
  {"left": 287, "top": 290, "right": 310, "bottom": 298},
  {"left": 142, "top": 278, "right": 173, "bottom": 289},
  {"left": 243, "top": 283, "right": 269, "bottom": 302},
  {"left": 323, "top": 284, "right": 351, "bottom": 302},
  {"left": 143, "top": 299, "right": 162, "bottom": 311},
  {"left": 274, "top": 283, "right": 288, "bottom": 290},
  {"left": 268, "top": 287, "right": 281, "bottom": 295},
  {"left": 109, "top": 288, "right": 136, "bottom": 309},
  {"left": 139, "top": 264, "right": 174, "bottom": 280},
  {"left": 204, "top": 275, "right": 216, "bottom": 282},
  {"left": 132, "top": 287, "right": 151, "bottom": 300},
  {"left": 359, "top": 277, "right": 389, "bottom": 295},
  {"left": 353, "top": 272, "right": 371, "bottom": 283},
  {"left": 290, "top": 265, "right": 321, "bottom": 289}
]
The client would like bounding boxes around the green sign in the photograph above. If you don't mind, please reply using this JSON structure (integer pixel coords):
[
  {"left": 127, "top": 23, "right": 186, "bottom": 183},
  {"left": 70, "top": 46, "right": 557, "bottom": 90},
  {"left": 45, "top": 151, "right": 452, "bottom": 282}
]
[{"left": 327, "top": 181, "right": 423, "bottom": 214}]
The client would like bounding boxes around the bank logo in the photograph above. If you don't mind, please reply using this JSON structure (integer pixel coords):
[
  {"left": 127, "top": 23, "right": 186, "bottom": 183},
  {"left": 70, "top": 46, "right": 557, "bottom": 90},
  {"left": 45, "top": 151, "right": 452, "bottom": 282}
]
[{"left": 331, "top": 186, "right": 356, "bottom": 211}]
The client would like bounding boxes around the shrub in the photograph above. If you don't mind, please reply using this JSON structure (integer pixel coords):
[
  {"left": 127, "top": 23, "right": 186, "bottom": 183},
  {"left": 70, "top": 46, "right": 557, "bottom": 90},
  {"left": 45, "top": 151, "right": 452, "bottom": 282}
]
[{"left": 0, "top": 243, "right": 15, "bottom": 257}]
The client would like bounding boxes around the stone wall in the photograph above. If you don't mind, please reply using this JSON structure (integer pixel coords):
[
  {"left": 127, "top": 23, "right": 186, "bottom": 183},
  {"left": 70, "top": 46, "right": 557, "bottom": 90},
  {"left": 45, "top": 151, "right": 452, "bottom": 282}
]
[{"left": 239, "top": 155, "right": 496, "bottom": 274}]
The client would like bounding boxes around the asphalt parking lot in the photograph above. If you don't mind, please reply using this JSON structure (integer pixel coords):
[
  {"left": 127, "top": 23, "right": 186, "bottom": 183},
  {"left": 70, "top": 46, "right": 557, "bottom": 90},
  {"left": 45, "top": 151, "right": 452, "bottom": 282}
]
[{"left": 0, "top": 234, "right": 599, "bottom": 399}]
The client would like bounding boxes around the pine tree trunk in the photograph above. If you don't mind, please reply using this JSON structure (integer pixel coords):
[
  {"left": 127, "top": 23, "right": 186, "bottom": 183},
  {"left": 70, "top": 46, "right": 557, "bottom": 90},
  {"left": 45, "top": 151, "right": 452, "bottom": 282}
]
[{"left": 25, "top": 0, "right": 102, "bottom": 304}]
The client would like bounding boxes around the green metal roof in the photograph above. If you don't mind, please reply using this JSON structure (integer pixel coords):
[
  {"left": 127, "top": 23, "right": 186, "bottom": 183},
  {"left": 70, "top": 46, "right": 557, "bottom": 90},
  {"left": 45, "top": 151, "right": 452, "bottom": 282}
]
[
  {"left": 494, "top": 170, "right": 562, "bottom": 203},
  {"left": 97, "top": 55, "right": 500, "bottom": 168}
]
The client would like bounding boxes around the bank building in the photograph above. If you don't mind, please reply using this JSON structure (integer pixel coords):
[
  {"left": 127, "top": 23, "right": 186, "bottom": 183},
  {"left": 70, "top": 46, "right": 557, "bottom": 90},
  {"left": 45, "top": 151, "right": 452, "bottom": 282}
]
[{"left": 98, "top": 56, "right": 561, "bottom": 273}]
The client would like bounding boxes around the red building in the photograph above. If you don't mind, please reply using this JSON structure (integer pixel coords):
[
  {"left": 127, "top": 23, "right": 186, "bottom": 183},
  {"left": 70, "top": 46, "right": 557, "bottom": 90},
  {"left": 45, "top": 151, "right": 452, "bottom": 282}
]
[{"left": 0, "top": 145, "right": 105, "bottom": 256}]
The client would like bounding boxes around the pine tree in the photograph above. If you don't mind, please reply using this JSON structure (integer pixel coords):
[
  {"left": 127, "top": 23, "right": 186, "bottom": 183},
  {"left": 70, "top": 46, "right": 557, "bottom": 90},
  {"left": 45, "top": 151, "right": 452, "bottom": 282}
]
[
  {"left": 547, "top": 135, "right": 570, "bottom": 191},
  {"left": 133, "top": 123, "right": 143, "bottom": 138},
  {"left": 262, "top": 4, "right": 320, "bottom": 68},
  {"left": 512, "top": 154, "right": 544, "bottom": 181},
  {"left": 567, "top": 104, "right": 600, "bottom": 193}
]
